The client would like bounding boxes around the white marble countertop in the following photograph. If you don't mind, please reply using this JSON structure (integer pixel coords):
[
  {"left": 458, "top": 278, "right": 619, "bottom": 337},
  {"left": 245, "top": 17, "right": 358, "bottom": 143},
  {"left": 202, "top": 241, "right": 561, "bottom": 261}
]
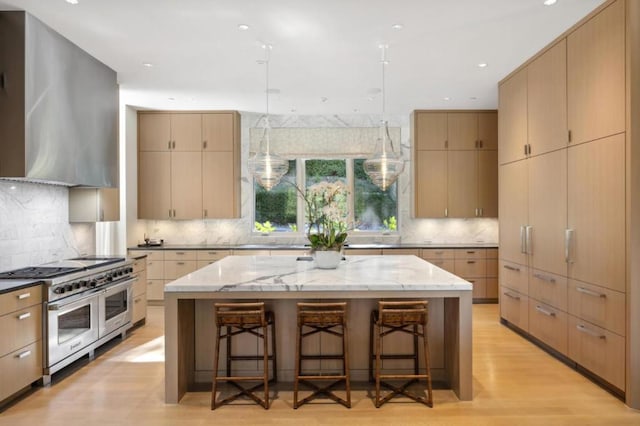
[{"left": 165, "top": 255, "right": 472, "bottom": 293}]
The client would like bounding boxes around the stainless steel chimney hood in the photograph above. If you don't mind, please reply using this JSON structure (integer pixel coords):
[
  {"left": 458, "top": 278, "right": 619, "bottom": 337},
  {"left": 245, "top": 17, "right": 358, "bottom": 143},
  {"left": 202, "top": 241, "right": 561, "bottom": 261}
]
[{"left": 0, "top": 11, "right": 118, "bottom": 187}]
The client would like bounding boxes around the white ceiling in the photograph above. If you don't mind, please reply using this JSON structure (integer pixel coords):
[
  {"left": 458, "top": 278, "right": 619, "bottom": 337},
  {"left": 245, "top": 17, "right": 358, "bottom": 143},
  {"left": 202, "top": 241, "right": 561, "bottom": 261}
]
[{"left": 0, "top": 0, "right": 604, "bottom": 116}]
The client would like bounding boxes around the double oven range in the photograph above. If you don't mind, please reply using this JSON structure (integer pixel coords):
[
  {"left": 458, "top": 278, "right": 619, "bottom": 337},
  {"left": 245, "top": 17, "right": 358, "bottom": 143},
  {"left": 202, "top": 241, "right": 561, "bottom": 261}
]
[{"left": 0, "top": 256, "right": 135, "bottom": 384}]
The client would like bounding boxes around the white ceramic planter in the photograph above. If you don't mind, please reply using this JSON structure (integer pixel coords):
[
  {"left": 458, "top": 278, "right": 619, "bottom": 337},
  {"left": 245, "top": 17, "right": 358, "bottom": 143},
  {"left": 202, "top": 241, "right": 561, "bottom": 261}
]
[{"left": 314, "top": 250, "right": 342, "bottom": 269}]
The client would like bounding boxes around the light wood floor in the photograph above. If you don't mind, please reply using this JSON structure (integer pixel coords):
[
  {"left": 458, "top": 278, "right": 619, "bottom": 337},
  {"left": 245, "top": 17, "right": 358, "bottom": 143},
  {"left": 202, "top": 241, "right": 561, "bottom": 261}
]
[{"left": 1, "top": 304, "right": 638, "bottom": 425}]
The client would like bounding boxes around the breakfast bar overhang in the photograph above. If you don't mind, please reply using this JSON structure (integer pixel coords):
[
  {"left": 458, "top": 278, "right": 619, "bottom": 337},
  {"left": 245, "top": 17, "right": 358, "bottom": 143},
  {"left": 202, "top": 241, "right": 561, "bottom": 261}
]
[{"left": 163, "top": 255, "right": 473, "bottom": 403}]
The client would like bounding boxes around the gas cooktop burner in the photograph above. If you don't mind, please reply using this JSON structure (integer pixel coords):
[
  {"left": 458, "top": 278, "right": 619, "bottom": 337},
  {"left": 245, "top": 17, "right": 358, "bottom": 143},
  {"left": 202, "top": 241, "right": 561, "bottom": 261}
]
[{"left": 0, "top": 266, "right": 81, "bottom": 279}]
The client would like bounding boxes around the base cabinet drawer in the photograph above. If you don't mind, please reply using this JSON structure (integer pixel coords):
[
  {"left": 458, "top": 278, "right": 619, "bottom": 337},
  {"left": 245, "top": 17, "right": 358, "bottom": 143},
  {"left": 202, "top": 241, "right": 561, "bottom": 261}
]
[
  {"left": 568, "top": 280, "right": 625, "bottom": 336},
  {"left": 528, "top": 300, "right": 568, "bottom": 355},
  {"left": 500, "top": 287, "right": 529, "bottom": 332},
  {"left": 499, "top": 260, "right": 528, "bottom": 295},
  {"left": 0, "top": 304, "right": 42, "bottom": 357},
  {"left": 486, "top": 278, "right": 498, "bottom": 299},
  {"left": 454, "top": 258, "right": 486, "bottom": 278},
  {"left": 568, "top": 316, "right": 625, "bottom": 390},
  {"left": 421, "top": 249, "right": 455, "bottom": 260},
  {"left": 132, "top": 294, "right": 147, "bottom": 324},
  {"left": 146, "top": 259, "right": 164, "bottom": 280},
  {"left": 425, "top": 258, "right": 455, "bottom": 273},
  {"left": 0, "top": 341, "right": 42, "bottom": 403},
  {"left": 164, "top": 260, "right": 197, "bottom": 280},
  {"left": 0, "top": 286, "right": 43, "bottom": 316},
  {"left": 469, "top": 278, "right": 487, "bottom": 299},
  {"left": 196, "top": 250, "right": 230, "bottom": 262},
  {"left": 529, "top": 269, "right": 568, "bottom": 311}
]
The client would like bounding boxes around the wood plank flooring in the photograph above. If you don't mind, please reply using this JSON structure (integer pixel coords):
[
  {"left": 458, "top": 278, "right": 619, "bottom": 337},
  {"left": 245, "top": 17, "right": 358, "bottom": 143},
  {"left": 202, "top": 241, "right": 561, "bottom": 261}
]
[{"left": 1, "top": 304, "right": 638, "bottom": 425}]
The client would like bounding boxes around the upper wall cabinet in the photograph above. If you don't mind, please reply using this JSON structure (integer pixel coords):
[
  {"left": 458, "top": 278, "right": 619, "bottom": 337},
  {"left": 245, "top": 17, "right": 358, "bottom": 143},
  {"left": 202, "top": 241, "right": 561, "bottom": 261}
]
[
  {"left": 498, "top": 68, "right": 528, "bottom": 165},
  {"left": 412, "top": 110, "right": 498, "bottom": 218},
  {"left": 567, "top": 0, "right": 625, "bottom": 145},
  {"left": 137, "top": 111, "right": 240, "bottom": 220},
  {"left": 528, "top": 39, "right": 568, "bottom": 156}
]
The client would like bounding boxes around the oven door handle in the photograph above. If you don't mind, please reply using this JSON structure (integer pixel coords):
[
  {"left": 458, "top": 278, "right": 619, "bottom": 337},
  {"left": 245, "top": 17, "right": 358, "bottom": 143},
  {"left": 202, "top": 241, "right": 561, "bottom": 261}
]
[{"left": 47, "top": 288, "right": 103, "bottom": 311}]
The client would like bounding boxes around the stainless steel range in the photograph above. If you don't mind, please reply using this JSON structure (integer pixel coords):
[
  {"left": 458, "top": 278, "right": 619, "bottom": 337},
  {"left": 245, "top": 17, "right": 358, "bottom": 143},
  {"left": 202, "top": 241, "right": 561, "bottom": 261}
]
[{"left": 0, "top": 256, "right": 135, "bottom": 384}]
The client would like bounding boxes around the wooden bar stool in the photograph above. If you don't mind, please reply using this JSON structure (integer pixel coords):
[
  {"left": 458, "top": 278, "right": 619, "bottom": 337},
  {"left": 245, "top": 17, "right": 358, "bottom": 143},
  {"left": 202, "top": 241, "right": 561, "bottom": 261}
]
[
  {"left": 211, "top": 302, "right": 277, "bottom": 410},
  {"left": 294, "top": 302, "right": 351, "bottom": 409},
  {"left": 369, "top": 300, "right": 433, "bottom": 408}
]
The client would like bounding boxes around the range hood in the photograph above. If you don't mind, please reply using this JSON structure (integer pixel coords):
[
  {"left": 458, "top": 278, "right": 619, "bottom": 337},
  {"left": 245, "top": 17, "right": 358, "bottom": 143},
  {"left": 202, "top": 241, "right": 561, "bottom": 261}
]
[{"left": 0, "top": 11, "right": 118, "bottom": 187}]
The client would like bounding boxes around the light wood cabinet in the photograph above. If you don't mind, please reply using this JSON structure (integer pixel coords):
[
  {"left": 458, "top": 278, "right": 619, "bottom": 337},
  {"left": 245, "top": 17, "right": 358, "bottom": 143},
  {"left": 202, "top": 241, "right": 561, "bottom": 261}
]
[
  {"left": 415, "top": 150, "right": 447, "bottom": 218},
  {"left": 420, "top": 249, "right": 455, "bottom": 273},
  {"left": 529, "top": 300, "right": 568, "bottom": 355},
  {"left": 413, "top": 110, "right": 498, "bottom": 218},
  {"left": 500, "top": 286, "right": 529, "bottom": 332},
  {"left": 529, "top": 269, "right": 568, "bottom": 312},
  {"left": 528, "top": 150, "right": 567, "bottom": 276},
  {"left": 567, "top": 279, "right": 625, "bottom": 336},
  {"left": 498, "top": 160, "right": 528, "bottom": 266},
  {"left": 498, "top": 68, "right": 528, "bottom": 165},
  {"left": 568, "top": 315, "right": 625, "bottom": 390},
  {"left": 0, "top": 284, "right": 43, "bottom": 403},
  {"left": 567, "top": 134, "right": 625, "bottom": 292},
  {"left": 69, "top": 188, "right": 119, "bottom": 222},
  {"left": 129, "top": 256, "right": 147, "bottom": 325},
  {"left": 138, "top": 151, "right": 171, "bottom": 220},
  {"left": 567, "top": 0, "right": 625, "bottom": 146},
  {"left": 170, "top": 151, "right": 202, "bottom": 220},
  {"left": 137, "top": 111, "right": 240, "bottom": 220},
  {"left": 527, "top": 39, "right": 568, "bottom": 156}
]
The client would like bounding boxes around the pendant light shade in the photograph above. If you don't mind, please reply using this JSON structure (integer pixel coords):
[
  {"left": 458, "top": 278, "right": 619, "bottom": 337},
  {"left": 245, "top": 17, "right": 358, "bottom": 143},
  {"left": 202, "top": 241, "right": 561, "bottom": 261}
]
[
  {"left": 363, "top": 45, "right": 404, "bottom": 191},
  {"left": 248, "top": 44, "right": 289, "bottom": 191}
]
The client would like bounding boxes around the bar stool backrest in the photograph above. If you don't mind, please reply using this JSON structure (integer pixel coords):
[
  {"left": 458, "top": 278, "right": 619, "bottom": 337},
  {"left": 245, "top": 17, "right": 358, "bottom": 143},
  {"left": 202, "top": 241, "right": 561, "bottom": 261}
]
[
  {"left": 378, "top": 301, "right": 428, "bottom": 326},
  {"left": 297, "top": 302, "right": 347, "bottom": 326},
  {"left": 215, "top": 302, "right": 266, "bottom": 327}
]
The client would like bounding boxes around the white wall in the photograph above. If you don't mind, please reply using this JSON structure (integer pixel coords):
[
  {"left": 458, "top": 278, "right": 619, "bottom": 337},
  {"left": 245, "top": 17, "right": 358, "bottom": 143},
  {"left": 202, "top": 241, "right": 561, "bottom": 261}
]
[{"left": 0, "top": 180, "right": 94, "bottom": 270}]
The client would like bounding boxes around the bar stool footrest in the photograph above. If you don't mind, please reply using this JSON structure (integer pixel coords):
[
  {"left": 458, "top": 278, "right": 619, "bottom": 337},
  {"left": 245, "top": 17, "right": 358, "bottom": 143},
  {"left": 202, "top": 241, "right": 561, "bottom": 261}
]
[{"left": 295, "top": 379, "right": 350, "bottom": 409}]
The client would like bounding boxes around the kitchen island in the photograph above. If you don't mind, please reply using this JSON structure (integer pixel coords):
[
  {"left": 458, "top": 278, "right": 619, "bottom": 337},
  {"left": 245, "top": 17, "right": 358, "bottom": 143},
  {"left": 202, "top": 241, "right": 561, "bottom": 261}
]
[{"left": 164, "top": 255, "right": 473, "bottom": 403}]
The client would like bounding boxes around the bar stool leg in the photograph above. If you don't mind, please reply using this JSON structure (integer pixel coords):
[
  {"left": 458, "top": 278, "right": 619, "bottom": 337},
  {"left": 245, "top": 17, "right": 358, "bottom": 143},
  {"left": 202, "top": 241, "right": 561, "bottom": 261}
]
[
  {"left": 211, "top": 324, "right": 222, "bottom": 410},
  {"left": 422, "top": 322, "right": 433, "bottom": 407},
  {"left": 375, "top": 321, "right": 382, "bottom": 408},
  {"left": 262, "top": 321, "right": 269, "bottom": 409},
  {"left": 343, "top": 320, "right": 351, "bottom": 408},
  {"left": 369, "top": 311, "right": 375, "bottom": 383},
  {"left": 293, "top": 317, "right": 302, "bottom": 409},
  {"left": 271, "top": 314, "right": 278, "bottom": 382}
]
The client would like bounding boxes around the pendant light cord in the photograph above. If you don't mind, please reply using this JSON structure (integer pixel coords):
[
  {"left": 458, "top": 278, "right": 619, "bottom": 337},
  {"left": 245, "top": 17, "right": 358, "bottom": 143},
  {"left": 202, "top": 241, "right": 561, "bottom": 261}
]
[{"left": 262, "top": 44, "right": 272, "bottom": 153}]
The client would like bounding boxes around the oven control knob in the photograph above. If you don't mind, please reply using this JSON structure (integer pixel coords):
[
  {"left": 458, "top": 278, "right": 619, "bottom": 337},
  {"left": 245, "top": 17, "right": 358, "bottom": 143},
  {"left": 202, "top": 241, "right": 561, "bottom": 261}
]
[
  {"left": 54, "top": 287, "right": 64, "bottom": 294},
  {"left": 106, "top": 274, "right": 113, "bottom": 281},
  {"left": 64, "top": 284, "right": 73, "bottom": 292},
  {"left": 80, "top": 280, "right": 88, "bottom": 287},
  {"left": 89, "top": 280, "right": 97, "bottom": 287},
  {"left": 73, "top": 282, "right": 81, "bottom": 289},
  {"left": 115, "top": 270, "right": 122, "bottom": 277}
]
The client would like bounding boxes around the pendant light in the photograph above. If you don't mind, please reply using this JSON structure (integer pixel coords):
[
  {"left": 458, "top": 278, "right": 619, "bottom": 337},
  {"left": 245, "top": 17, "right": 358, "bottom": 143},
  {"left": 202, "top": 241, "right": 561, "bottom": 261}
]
[
  {"left": 363, "top": 44, "right": 405, "bottom": 191},
  {"left": 248, "top": 44, "right": 289, "bottom": 191}
]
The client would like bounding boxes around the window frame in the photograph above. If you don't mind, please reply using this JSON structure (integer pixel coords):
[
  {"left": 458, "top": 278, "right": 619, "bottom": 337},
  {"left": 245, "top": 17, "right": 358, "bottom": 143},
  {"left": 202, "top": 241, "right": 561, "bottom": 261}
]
[{"left": 252, "top": 157, "right": 398, "bottom": 235}]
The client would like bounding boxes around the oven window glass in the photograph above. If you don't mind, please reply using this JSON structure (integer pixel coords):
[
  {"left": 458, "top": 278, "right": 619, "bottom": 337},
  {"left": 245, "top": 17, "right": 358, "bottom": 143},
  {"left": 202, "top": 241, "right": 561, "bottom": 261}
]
[
  {"left": 105, "top": 289, "right": 128, "bottom": 321},
  {"left": 58, "top": 305, "right": 91, "bottom": 344}
]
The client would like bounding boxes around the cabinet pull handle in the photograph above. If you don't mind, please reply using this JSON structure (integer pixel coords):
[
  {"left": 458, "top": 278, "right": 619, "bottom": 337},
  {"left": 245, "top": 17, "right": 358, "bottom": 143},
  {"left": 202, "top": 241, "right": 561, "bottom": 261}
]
[
  {"left": 434, "top": 250, "right": 443, "bottom": 255},
  {"left": 576, "top": 286, "right": 606, "bottom": 298},
  {"left": 172, "top": 141, "right": 176, "bottom": 149},
  {"left": 524, "top": 144, "right": 528, "bottom": 156},
  {"left": 504, "top": 291, "right": 521, "bottom": 300},
  {"left": 168, "top": 140, "right": 172, "bottom": 150},
  {"left": 467, "top": 260, "right": 476, "bottom": 264},
  {"left": 466, "top": 250, "right": 476, "bottom": 254},
  {"left": 445, "top": 140, "right": 448, "bottom": 149},
  {"left": 204, "top": 209, "right": 208, "bottom": 217},
  {"left": 525, "top": 226, "right": 532, "bottom": 255},
  {"left": 135, "top": 298, "right": 142, "bottom": 304},
  {"left": 169, "top": 209, "right": 172, "bottom": 218},
  {"left": 177, "top": 262, "right": 185, "bottom": 265},
  {"left": 503, "top": 264, "right": 520, "bottom": 272},
  {"left": 576, "top": 324, "right": 606, "bottom": 340},
  {"left": 568, "top": 130, "right": 572, "bottom": 143},
  {"left": 203, "top": 140, "right": 207, "bottom": 149},
  {"left": 17, "top": 292, "right": 31, "bottom": 300},
  {"left": 533, "top": 273, "right": 556, "bottom": 284},
  {"left": 535, "top": 305, "right": 556, "bottom": 317},
  {"left": 16, "top": 350, "right": 32, "bottom": 359},
  {"left": 479, "top": 207, "right": 483, "bottom": 217},
  {"left": 444, "top": 208, "right": 448, "bottom": 217},
  {"left": 176, "top": 252, "right": 185, "bottom": 255},
  {"left": 520, "top": 226, "right": 527, "bottom": 254},
  {"left": 565, "top": 229, "right": 574, "bottom": 263},
  {"left": 479, "top": 140, "right": 483, "bottom": 148},
  {"left": 475, "top": 208, "right": 479, "bottom": 217},
  {"left": 17, "top": 312, "right": 31, "bottom": 320}
]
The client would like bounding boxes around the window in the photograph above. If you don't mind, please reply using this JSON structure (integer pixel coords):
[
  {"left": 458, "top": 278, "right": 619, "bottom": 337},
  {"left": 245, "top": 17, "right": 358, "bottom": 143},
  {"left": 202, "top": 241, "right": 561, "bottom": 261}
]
[{"left": 254, "top": 159, "right": 398, "bottom": 233}]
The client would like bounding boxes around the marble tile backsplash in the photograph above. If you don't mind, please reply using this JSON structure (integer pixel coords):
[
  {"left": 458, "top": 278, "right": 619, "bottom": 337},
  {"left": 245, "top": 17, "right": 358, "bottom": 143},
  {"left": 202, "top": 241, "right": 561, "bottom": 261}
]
[
  {"left": 0, "top": 181, "right": 94, "bottom": 271},
  {"left": 137, "top": 112, "right": 498, "bottom": 247}
]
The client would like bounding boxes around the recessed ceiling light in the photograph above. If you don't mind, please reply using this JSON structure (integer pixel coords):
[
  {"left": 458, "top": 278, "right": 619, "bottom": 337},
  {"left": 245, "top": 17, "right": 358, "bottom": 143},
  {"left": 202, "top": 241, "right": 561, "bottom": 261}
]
[
  {"left": 478, "top": 62, "right": 488, "bottom": 68},
  {"left": 443, "top": 97, "right": 451, "bottom": 101},
  {"left": 543, "top": 0, "right": 557, "bottom": 5},
  {"left": 353, "top": 108, "right": 359, "bottom": 113},
  {"left": 469, "top": 96, "right": 477, "bottom": 101},
  {"left": 320, "top": 97, "right": 328, "bottom": 103},
  {"left": 66, "top": 0, "right": 79, "bottom": 4},
  {"left": 391, "top": 23, "right": 404, "bottom": 30},
  {"left": 290, "top": 108, "right": 297, "bottom": 113},
  {"left": 168, "top": 97, "right": 175, "bottom": 101},
  {"left": 238, "top": 24, "right": 249, "bottom": 31},
  {"left": 142, "top": 62, "right": 153, "bottom": 68}
]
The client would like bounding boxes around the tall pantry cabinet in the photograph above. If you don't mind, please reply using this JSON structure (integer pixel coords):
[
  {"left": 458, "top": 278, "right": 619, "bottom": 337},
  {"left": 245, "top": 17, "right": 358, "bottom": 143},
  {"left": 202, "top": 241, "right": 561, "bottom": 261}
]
[{"left": 498, "top": 0, "right": 640, "bottom": 408}]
